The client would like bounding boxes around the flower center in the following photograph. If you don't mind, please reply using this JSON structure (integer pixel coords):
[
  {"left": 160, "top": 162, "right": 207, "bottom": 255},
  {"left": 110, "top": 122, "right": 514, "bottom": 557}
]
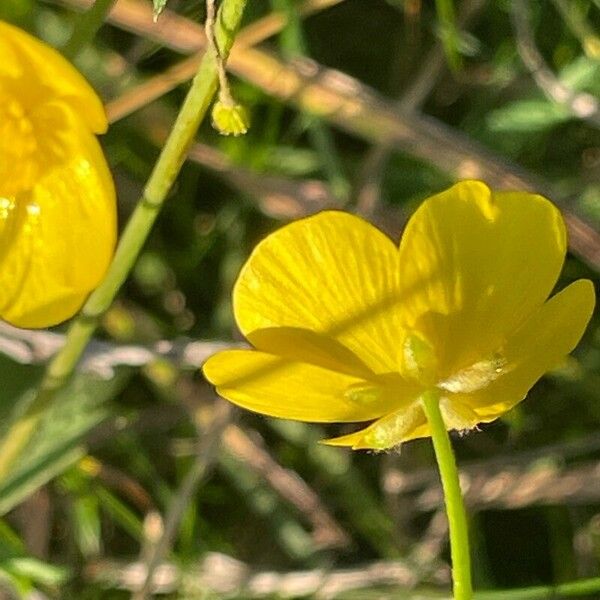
[{"left": 402, "top": 331, "right": 507, "bottom": 394}]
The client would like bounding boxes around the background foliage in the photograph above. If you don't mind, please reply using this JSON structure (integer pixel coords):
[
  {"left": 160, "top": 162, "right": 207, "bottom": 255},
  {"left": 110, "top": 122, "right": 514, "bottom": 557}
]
[{"left": 0, "top": 0, "right": 600, "bottom": 597}]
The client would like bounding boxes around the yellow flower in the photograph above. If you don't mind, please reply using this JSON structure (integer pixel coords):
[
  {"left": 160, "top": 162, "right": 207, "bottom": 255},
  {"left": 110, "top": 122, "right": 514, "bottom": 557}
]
[
  {"left": 0, "top": 21, "right": 116, "bottom": 328},
  {"left": 203, "top": 181, "right": 595, "bottom": 450}
]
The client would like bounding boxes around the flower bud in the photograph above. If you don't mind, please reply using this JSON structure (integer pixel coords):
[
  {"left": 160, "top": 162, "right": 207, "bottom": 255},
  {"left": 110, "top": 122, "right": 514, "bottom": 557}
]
[{"left": 211, "top": 100, "right": 250, "bottom": 136}]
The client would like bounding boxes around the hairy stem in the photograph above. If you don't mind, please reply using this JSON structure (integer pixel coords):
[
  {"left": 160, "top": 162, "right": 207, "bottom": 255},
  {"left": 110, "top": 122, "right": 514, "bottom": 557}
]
[
  {"left": 206, "top": 0, "right": 234, "bottom": 105},
  {"left": 421, "top": 390, "right": 473, "bottom": 600}
]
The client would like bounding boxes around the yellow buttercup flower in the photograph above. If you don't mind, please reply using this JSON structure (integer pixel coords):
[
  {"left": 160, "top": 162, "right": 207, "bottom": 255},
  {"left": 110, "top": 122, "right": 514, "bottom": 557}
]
[
  {"left": 203, "top": 181, "right": 595, "bottom": 450},
  {"left": 0, "top": 21, "right": 116, "bottom": 328}
]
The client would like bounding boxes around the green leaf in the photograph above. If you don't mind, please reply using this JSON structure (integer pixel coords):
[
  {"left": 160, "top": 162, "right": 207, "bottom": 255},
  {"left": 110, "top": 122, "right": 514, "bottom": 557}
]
[
  {"left": 262, "top": 145, "right": 322, "bottom": 176},
  {"left": 71, "top": 493, "right": 102, "bottom": 558},
  {"left": 1, "top": 557, "right": 69, "bottom": 587},
  {"left": 0, "top": 356, "right": 131, "bottom": 515},
  {"left": 0, "top": 520, "right": 25, "bottom": 558},
  {"left": 435, "top": 0, "right": 462, "bottom": 71},
  {"left": 559, "top": 56, "right": 600, "bottom": 94},
  {"left": 95, "top": 486, "right": 144, "bottom": 540},
  {"left": 487, "top": 99, "right": 572, "bottom": 132}
]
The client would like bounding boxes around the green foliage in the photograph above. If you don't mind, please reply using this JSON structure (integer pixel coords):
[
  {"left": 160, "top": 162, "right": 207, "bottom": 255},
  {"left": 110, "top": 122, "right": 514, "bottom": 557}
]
[{"left": 0, "top": 363, "right": 131, "bottom": 516}]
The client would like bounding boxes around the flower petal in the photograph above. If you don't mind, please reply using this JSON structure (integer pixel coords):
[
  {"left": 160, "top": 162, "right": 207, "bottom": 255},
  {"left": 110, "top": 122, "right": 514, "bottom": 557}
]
[
  {"left": 398, "top": 180, "right": 567, "bottom": 378},
  {"left": 0, "top": 102, "right": 116, "bottom": 328},
  {"left": 203, "top": 349, "right": 403, "bottom": 422},
  {"left": 457, "top": 279, "right": 595, "bottom": 421},
  {"left": 0, "top": 20, "right": 106, "bottom": 133},
  {"left": 234, "top": 211, "right": 402, "bottom": 373},
  {"left": 246, "top": 327, "right": 373, "bottom": 378},
  {"left": 322, "top": 401, "right": 427, "bottom": 450}
]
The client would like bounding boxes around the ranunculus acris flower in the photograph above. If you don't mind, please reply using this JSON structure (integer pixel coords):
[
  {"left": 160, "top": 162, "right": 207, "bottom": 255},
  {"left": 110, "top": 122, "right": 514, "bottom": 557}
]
[
  {"left": 203, "top": 181, "right": 595, "bottom": 449},
  {"left": 0, "top": 21, "right": 116, "bottom": 328}
]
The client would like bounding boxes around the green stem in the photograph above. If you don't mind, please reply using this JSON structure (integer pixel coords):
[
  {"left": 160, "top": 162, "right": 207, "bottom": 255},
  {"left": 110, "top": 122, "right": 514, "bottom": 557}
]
[
  {"left": 475, "top": 576, "right": 600, "bottom": 600},
  {"left": 63, "top": 0, "right": 116, "bottom": 59},
  {"left": 421, "top": 390, "right": 472, "bottom": 600},
  {"left": 0, "top": 0, "right": 249, "bottom": 486}
]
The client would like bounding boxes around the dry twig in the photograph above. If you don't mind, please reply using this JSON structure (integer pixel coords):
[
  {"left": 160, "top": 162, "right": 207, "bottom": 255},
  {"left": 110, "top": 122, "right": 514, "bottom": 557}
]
[
  {"left": 417, "top": 459, "right": 600, "bottom": 512},
  {"left": 89, "top": 552, "right": 433, "bottom": 598}
]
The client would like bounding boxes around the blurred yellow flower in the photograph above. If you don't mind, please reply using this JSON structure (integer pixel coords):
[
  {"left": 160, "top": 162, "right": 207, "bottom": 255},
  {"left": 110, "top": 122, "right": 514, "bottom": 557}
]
[
  {"left": 0, "top": 21, "right": 116, "bottom": 328},
  {"left": 203, "top": 181, "right": 595, "bottom": 450}
]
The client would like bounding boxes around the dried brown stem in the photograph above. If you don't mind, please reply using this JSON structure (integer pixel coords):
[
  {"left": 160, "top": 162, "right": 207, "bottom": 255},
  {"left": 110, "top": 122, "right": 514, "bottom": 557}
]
[
  {"left": 416, "top": 458, "right": 600, "bottom": 511},
  {"left": 88, "top": 552, "right": 429, "bottom": 598}
]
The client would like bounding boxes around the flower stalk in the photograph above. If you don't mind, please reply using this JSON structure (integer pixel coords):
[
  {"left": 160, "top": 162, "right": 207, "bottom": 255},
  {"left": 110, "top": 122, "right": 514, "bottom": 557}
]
[
  {"left": 206, "top": 0, "right": 250, "bottom": 135},
  {"left": 422, "top": 389, "right": 473, "bottom": 600},
  {"left": 206, "top": 0, "right": 234, "bottom": 108},
  {"left": 0, "top": 0, "right": 249, "bottom": 485}
]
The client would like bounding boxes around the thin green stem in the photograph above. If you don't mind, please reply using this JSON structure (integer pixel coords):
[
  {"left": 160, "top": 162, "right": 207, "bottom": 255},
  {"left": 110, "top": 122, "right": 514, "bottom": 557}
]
[
  {"left": 421, "top": 390, "right": 472, "bottom": 600},
  {"left": 0, "top": 0, "right": 249, "bottom": 487},
  {"left": 475, "top": 576, "right": 600, "bottom": 600},
  {"left": 205, "top": 0, "right": 234, "bottom": 106},
  {"left": 63, "top": 0, "right": 116, "bottom": 59}
]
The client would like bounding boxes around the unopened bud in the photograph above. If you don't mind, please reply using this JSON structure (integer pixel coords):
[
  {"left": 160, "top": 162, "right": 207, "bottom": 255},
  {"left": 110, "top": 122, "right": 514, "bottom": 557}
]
[{"left": 211, "top": 100, "right": 250, "bottom": 136}]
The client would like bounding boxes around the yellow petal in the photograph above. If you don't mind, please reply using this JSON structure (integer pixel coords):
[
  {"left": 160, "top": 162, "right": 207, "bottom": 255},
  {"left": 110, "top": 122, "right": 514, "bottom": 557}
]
[
  {"left": 203, "top": 347, "right": 415, "bottom": 422},
  {"left": 0, "top": 102, "right": 116, "bottom": 328},
  {"left": 457, "top": 279, "right": 595, "bottom": 421},
  {"left": 397, "top": 180, "right": 567, "bottom": 378},
  {"left": 234, "top": 211, "right": 402, "bottom": 373},
  {"left": 246, "top": 327, "right": 373, "bottom": 378},
  {"left": 0, "top": 20, "right": 106, "bottom": 133},
  {"left": 323, "top": 401, "right": 426, "bottom": 450}
]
